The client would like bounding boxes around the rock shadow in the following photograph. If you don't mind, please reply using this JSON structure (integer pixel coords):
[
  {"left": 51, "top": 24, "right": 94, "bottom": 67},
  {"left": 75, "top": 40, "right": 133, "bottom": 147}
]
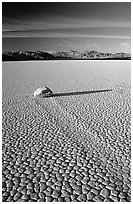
[{"left": 47, "top": 89, "right": 112, "bottom": 98}]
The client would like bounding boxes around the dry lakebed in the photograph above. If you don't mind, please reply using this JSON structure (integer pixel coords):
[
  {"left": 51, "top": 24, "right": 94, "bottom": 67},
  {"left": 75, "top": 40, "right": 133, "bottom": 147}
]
[{"left": 2, "top": 60, "right": 131, "bottom": 202}]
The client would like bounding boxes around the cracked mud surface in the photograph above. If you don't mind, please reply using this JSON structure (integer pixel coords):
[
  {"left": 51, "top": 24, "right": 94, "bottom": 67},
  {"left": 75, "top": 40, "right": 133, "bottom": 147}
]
[{"left": 2, "top": 61, "right": 131, "bottom": 202}]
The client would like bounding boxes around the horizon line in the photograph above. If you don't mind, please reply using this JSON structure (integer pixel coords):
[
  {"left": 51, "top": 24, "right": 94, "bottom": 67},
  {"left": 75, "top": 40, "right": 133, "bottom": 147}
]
[{"left": 2, "top": 50, "right": 131, "bottom": 54}]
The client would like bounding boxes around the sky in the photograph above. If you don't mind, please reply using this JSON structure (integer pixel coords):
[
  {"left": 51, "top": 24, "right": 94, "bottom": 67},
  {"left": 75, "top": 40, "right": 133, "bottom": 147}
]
[{"left": 2, "top": 2, "right": 131, "bottom": 53}]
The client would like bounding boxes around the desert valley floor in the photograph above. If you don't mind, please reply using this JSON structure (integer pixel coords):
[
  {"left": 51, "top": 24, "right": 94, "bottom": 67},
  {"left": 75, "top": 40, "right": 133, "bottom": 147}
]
[{"left": 2, "top": 60, "right": 131, "bottom": 202}]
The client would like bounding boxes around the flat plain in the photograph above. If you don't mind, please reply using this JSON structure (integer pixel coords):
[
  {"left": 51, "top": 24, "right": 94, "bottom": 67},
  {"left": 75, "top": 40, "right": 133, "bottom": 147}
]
[{"left": 2, "top": 60, "right": 131, "bottom": 202}]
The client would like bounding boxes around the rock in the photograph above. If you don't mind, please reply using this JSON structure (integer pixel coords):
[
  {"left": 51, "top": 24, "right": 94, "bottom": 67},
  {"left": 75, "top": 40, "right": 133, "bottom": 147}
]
[{"left": 34, "top": 87, "right": 53, "bottom": 97}]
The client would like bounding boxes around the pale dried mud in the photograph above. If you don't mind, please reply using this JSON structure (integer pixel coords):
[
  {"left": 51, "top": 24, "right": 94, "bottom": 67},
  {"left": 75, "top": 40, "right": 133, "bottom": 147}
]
[{"left": 2, "top": 61, "right": 131, "bottom": 202}]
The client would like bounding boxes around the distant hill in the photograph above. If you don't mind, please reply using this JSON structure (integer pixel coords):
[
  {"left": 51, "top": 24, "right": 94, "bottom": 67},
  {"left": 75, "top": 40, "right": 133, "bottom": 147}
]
[
  {"left": 2, "top": 50, "right": 131, "bottom": 61},
  {"left": 52, "top": 50, "right": 131, "bottom": 59}
]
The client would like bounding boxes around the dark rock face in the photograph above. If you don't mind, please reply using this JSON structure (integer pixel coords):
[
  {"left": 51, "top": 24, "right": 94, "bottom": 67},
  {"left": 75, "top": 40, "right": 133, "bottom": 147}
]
[{"left": 2, "top": 51, "right": 55, "bottom": 61}]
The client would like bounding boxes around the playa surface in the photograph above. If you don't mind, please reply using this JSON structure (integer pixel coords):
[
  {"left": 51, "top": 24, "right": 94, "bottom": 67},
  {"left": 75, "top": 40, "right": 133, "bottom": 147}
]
[{"left": 2, "top": 60, "right": 131, "bottom": 202}]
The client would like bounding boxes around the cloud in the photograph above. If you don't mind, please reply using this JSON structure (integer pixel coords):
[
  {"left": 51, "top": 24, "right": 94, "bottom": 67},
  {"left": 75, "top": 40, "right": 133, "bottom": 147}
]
[
  {"left": 119, "top": 42, "right": 131, "bottom": 52},
  {"left": 2, "top": 14, "right": 131, "bottom": 53},
  {"left": 2, "top": 14, "right": 130, "bottom": 41},
  {"left": 3, "top": 15, "right": 130, "bottom": 32},
  {"left": 2, "top": 29, "right": 131, "bottom": 40}
]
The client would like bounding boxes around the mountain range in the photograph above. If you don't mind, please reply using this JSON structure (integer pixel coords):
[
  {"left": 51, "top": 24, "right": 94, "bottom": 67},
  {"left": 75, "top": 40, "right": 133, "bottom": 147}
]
[{"left": 2, "top": 50, "right": 131, "bottom": 61}]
